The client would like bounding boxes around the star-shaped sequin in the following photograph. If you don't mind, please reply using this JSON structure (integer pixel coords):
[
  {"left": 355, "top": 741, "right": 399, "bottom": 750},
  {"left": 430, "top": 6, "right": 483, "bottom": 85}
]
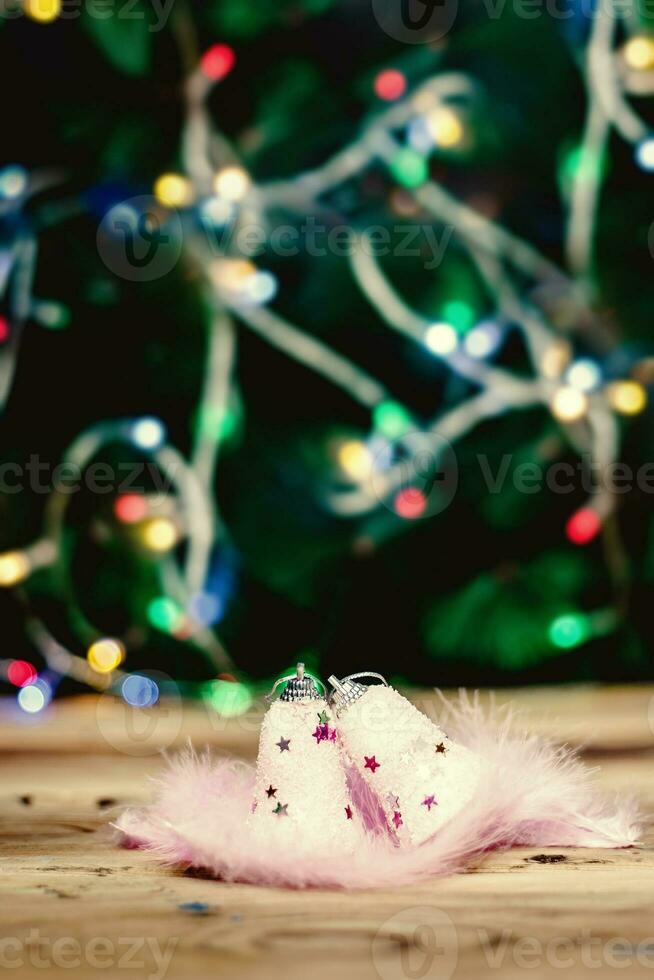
[
  {"left": 364, "top": 755, "right": 380, "bottom": 773},
  {"left": 317, "top": 710, "right": 330, "bottom": 725},
  {"left": 273, "top": 802, "right": 289, "bottom": 816},
  {"left": 345, "top": 805, "right": 353, "bottom": 820},
  {"left": 422, "top": 794, "right": 437, "bottom": 811},
  {"left": 386, "top": 793, "right": 400, "bottom": 809},
  {"left": 313, "top": 723, "right": 337, "bottom": 743},
  {"left": 392, "top": 810, "right": 403, "bottom": 829},
  {"left": 276, "top": 737, "right": 291, "bottom": 752},
  {"left": 435, "top": 742, "right": 447, "bottom": 755},
  {"left": 265, "top": 785, "right": 277, "bottom": 798}
]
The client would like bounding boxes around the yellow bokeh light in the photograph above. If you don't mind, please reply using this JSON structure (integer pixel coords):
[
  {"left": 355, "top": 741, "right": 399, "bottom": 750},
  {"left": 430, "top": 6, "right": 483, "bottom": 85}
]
[
  {"left": 153, "top": 173, "right": 193, "bottom": 209},
  {"left": 213, "top": 166, "right": 250, "bottom": 202},
  {"left": 606, "top": 380, "right": 647, "bottom": 416},
  {"left": 623, "top": 36, "right": 654, "bottom": 71},
  {"left": 0, "top": 551, "right": 30, "bottom": 587},
  {"left": 24, "top": 0, "right": 61, "bottom": 22},
  {"left": 87, "top": 638, "right": 124, "bottom": 674},
  {"left": 551, "top": 385, "right": 588, "bottom": 422},
  {"left": 338, "top": 440, "right": 372, "bottom": 481},
  {"left": 142, "top": 517, "right": 179, "bottom": 553},
  {"left": 425, "top": 107, "right": 464, "bottom": 148}
]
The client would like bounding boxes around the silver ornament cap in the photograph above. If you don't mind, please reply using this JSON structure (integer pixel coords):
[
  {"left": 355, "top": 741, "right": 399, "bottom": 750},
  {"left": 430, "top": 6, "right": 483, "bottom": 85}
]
[
  {"left": 328, "top": 671, "right": 388, "bottom": 714},
  {"left": 267, "top": 663, "right": 324, "bottom": 702}
]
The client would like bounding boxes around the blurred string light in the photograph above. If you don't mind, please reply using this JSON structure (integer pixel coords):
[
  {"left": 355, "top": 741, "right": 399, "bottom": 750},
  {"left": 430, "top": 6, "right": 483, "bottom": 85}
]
[
  {"left": 548, "top": 612, "right": 591, "bottom": 649},
  {"left": 7, "top": 660, "right": 37, "bottom": 687},
  {"left": 606, "top": 380, "right": 647, "bottom": 415},
  {"left": 551, "top": 385, "right": 588, "bottom": 423},
  {"left": 425, "top": 322, "right": 458, "bottom": 356},
  {"left": 566, "top": 358, "right": 601, "bottom": 393},
  {"left": 0, "top": 316, "right": 9, "bottom": 344},
  {"left": 141, "top": 517, "right": 179, "bottom": 553},
  {"left": 23, "top": 0, "right": 61, "bottom": 22},
  {"left": 566, "top": 507, "right": 601, "bottom": 546},
  {"left": 121, "top": 674, "right": 159, "bottom": 708},
  {"left": 154, "top": 173, "right": 194, "bottom": 208},
  {"left": 87, "top": 638, "right": 125, "bottom": 674},
  {"left": 213, "top": 166, "right": 250, "bottom": 202},
  {"left": 0, "top": 165, "right": 28, "bottom": 199},
  {"left": 622, "top": 35, "right": 654, "bottom": 71},
  {"left": 17, "top": 678, "right": 52, "bottom": 714},
  {"left": 199, "top": 43, "right": 236, "bottom": 82},
  {"left": 374, "top": 69, "right": 407, "bottom": 102},
  {"left": 130, "top": 416, "right": 166, "bottom": 450},
  {"left": 204, "top": 678, "right": 252, "bottom": 716},
  {"left": 2, "top": 15, "right": 654, "bottom": 704}
]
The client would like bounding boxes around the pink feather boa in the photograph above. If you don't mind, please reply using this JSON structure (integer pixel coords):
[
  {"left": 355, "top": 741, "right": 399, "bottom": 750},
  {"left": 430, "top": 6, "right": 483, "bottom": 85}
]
[{"left": 115, "top": 692, "right": 641, "bottom": 888}]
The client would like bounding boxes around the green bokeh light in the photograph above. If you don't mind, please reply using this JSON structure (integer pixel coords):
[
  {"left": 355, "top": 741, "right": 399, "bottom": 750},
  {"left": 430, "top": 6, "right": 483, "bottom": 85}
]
[
  {"left": 548, "top": 612, "right": 591, "bottom": 649},
  {"left": 442, "top": 300, "right": 475, "bottom": 334},
  {"left": 389, "top": 149, "right": 428, "bottom": 189},
  {"left": 204, "top": 679, "right": 253, "bottom": 717},
  {"left": 147, "top": 596, "right": 183, "bottom": 632},
  {"left": 373, "top": 400, "right": 412, "bottom": 439}
]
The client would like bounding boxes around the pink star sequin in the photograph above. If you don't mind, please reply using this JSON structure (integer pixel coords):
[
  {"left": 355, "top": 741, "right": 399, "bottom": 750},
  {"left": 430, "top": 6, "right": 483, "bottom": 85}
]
[
  {"left": 313, "top": 723, "right": 337, "bottom": 744},
  {"left": 392, "top": 810, "right": 403, "bottom": 829},
  {"left": 364, "top": 755, "right": 380, "bottom": 773},
  {"left": 421, "top": 795, "right": 437, "bottom": 811}
]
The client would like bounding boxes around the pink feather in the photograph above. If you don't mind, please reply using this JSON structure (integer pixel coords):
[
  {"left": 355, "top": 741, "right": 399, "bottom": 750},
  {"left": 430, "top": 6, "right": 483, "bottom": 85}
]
[{"left": 115, "top": 691, "right": 641, "bottom": 889}]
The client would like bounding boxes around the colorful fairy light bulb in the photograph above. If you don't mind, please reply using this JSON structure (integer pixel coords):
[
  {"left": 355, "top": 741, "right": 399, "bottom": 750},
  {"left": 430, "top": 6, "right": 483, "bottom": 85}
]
[
  {"left": 0, "top": 165, "right": 28, "bottom": 199},
  {"left": 114, "top": 493, "right": 148, "bottom": 525},
  {"left": 374, "top": 69, "right": 407, "bottom": 101},
  {"left": 442, "top": 300, "right": 475, "bottom": 334},
  {"left": 425, "top": 107, "right": 464, "bottom": 148},
  {"left": 0, "top": 551, "right": 30, "bottom": 587},
  {"left": 549, "top": 612, "right": 591, "bottom": 649},
  {"left": 154, "top": 173, "right": 193, "bottom": 208},
  {"left": 425, "top": 322, "right": 458, "bottom": 356},
  {"left": 147, "top": 596, "right": 183, "bottom": 631},
  {"left": 566, "top": 507, "right": 601, "bottom": 546},
  {"left": 464, "top": 321, "right": 501, "bottom": 359},
  {"left": 0, "top": 316, "right": 9, "bottom": 344},
  {"left": 394, "top": 487, "right": 427, "bottom": 519},
  {"left": 200, "top": 43, "right": 236, "bottom": 81},
  {"left": 188, "top": 592, "right": 224, "bottom": 626},
  {"left": 87, "top": 638, "right": 125, "bottom": 674},
  {"left": 390, "top": 149, "right": 428, "bottom": 189},
  {"left": 130, "top": 416, "right": 166, "bottom": 450},
  {"left": 33, "top": 301, "right": 70, "bottom": 330},
  {"left": 213, "top": 166, "right": 250, "bottom": 202},
  {"left": 338, "top": 440, "right": 372, "bottom": 481},
  {"left": 244, "top": 270, "right": 278, "bottom": 305},
  {"left": 7, "top": 660, "right": 37, "bottom": 687},
  {"left": 606, "top": 380, "right": 647, "bottom": 416},
  {"left": 373, "top": 400, "right": 412, "bottom": 439},
  {"left": 24, "top": 0, "right": 61, "bottom": 22},
  {"left": 566, "top": 358, "right": 601, "bottom": 393},
  {"left": 635, "top": 138, "right": 654, "bottom": 171},
  {"left": 623, "top": 35, "right": 654, "bottom": 71},
  {"left": 121, "top": 674, "right": 159, "bottom": 708},
  {"left": 551, "top": 385, "right": 588, "bottom": 422},
  {"left": 142, "top": 518, "right": 179, "bottom": 553},
  {"left": 18, "top": 682, "right": 50, "bottom": 713},
  {"left": 204, "top": 679, "right": 253, "bottom": 717}
]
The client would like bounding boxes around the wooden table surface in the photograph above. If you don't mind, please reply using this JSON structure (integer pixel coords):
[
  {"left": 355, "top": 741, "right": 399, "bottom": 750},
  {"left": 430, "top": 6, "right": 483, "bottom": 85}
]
[{"left": 1, "top": 685, "right": 654, "bottom": 980}]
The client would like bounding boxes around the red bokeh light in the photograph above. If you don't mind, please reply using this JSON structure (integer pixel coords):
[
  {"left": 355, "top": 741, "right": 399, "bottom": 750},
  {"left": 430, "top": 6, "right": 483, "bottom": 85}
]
[
  {"left": 7, "top": 660, "right": 37, "bottom": 687},
  {"left": 566, "top": 507, "right": 601, "bottom": 545},
  {"left": 394, "top": 487, "right": 427, "bottom": 520},
  {"left": 0, "top": 317, "right": 10, "bottom": 344},
  {"left": 200, "top": 44, "right": 236, "bottom": 82},
  {"left": 374, "top": 69, "right": 407, "bottom": 102},
  {"left": 114, "top": 493, "right": 148, "bottom": 525}
]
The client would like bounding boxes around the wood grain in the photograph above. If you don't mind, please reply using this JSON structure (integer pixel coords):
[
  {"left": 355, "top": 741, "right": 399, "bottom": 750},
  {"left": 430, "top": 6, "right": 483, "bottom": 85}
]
[{"left": 1, "top": 685, "right": 653, "bottom": 980}]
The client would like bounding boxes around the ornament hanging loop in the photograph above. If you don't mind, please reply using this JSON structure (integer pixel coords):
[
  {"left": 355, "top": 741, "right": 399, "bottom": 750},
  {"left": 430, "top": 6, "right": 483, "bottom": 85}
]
[
  {"left": 328, "top": 671, "right": 388, "bottom": 713},
  {"left": 265, "top": 663, "right": 326, "bottom": 702}
]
